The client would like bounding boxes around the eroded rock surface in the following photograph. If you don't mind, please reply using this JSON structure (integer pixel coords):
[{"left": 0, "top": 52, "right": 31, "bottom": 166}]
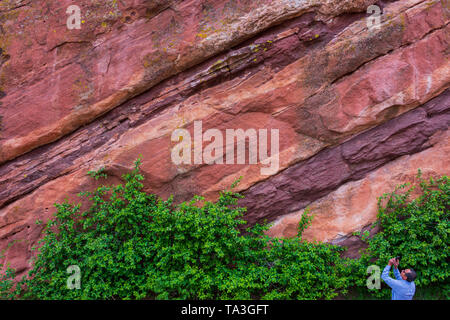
[{"left": 0, "top": 0, "right": 449, "bottom": 276}]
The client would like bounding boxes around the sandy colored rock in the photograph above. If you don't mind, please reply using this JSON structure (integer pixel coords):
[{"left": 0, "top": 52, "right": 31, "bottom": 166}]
[{"left": 267, "top": 130, "right": 450, "bottom": 242}]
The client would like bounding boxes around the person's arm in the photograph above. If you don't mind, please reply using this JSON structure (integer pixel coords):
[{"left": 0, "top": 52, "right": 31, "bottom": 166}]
[
  {"left": 393, "top": 266, "right": 402, "bottom": 280},
  {"left": 381, "top": 261, "right": 404, "bottom": 291}
]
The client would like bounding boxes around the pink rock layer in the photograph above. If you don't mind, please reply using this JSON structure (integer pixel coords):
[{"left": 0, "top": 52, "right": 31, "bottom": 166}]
[
  {"left": 240, "top": 90, "right": 450, "bottom": 226},
  {"left": 265, "top": 93, "right": 450, "bottom": 240},
  {"left": 0, "top": 0, "right": 449, "bottom": 277},
  {"left": 0, "top": 0, "right": 382, "bottom": 164}
]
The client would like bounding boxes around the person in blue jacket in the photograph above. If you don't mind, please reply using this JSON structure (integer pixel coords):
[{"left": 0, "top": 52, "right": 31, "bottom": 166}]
[{"left": 381, "top": 257, "right": 416, "bottom": 300}]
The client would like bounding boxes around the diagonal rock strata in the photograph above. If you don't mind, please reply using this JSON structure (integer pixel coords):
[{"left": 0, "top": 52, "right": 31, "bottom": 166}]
[
  {"left": 240, "top": 89, "right": 449, "bottom": 225},
  {"left": 0, "top": 0, "right": 448, "bottom": 209},
  {"left": 0, "top": 0, "right": 383, "bottom": 164},
  {"left": 0, "top": 0, "right": 449, "bottom": 277}
]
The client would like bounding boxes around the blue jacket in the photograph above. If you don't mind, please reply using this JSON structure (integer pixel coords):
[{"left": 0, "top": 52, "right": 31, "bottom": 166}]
[{"left": 381, "top": 265, "right": 415, "bottom": 300}]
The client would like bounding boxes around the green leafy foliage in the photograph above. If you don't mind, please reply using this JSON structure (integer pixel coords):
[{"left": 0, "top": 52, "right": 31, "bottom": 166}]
[
  {"left": 5, "top": 158, "right": 352, "bottom": 300},
  {"left": 352, "top": 172, "right": 449, "bottom": 299},
  {"left": 87, "top": 167, "right": 107, "bottom": 180},
  {"left": 0, "top": 259, "right": 15, "bottom": 300},
  {"left": 1, "top": 240, "right": 22, "bottom": 300},
  {"left": 1, "top": 161, "right": 448, "bottom": 300}
]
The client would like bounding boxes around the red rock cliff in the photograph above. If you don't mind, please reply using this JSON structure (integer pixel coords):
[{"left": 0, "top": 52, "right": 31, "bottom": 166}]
[{"left": 0, "top": 0, "right": 449, "bottom": 275}]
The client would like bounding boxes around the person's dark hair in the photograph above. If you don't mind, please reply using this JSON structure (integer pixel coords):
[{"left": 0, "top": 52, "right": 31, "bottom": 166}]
[{"left": 405, "top": 269, "right": 417, "bottom": 282}]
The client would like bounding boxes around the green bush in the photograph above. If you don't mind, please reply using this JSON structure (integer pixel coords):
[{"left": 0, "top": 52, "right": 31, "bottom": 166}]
[
  {"left": 353, "top": 171, "right": 449, "bottom": 299},
  {"left": 1, "top": 159, "right": 448, "bottom": 300},
  {"left": 7, "top": 158, "right": 351, "bottom": 300},
  {"left": 0, "top": 259, "right": 15, "bottom": 300}
]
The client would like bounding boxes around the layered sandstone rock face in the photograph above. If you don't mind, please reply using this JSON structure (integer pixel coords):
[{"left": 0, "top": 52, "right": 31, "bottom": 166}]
[{"left": 0, "top": 0, "right": 449, "bottom": 275}]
